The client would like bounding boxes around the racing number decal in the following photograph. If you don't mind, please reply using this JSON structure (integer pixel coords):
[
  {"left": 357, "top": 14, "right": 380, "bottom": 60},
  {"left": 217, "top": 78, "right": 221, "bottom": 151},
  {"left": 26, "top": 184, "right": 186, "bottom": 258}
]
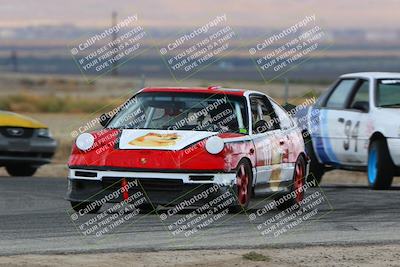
[{"left": 338, "top": 118, "right": 360, "bottom": 152}]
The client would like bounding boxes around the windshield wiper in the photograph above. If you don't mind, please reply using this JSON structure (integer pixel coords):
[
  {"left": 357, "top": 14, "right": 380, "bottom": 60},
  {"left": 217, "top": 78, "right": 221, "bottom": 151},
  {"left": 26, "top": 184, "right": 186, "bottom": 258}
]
[{"left": 380, "top": 103, "right": 400, "bottom": 108}]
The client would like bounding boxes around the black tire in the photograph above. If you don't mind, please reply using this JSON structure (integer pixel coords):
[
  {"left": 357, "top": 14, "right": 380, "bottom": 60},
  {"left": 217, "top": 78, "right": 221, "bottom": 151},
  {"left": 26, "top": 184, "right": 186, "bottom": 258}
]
[
  {"left": 304, "top": 135, "right": 324, "bottom": 186},
  {"left": 230, "top": 160, "right": 252, "bottom": 213},
  {"left": 70, "top": 201, "right": 102, "bottom": 214},
  {"left": 137, "top": 203, "right": 156, "bottom": 214},
  {"left": 367, "top": 138, "right": 394, "bottom": 190},
  {"left": 6, "top": 165, "right": 38, "bottom": 176},
  {"left": 275, "top": 156, "right": 306, "bottom": 211}
]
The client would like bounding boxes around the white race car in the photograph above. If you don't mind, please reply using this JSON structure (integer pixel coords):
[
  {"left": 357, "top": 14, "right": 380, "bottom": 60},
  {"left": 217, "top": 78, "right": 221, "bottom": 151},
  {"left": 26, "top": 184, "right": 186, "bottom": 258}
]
[{"left": 300, "top": 72, "right": 400, "bottom": 189}]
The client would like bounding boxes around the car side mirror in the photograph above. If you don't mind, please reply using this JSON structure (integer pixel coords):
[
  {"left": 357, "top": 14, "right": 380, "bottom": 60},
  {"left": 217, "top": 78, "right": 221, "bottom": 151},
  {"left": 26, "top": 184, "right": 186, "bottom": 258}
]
[
  {"left": 254, "top": 120, "right": 273, "bottom": 134},
  {"left": 352, "top": 101, "right": 369, "bottom": 112},
  {"left": 99, "top": 113, "right": 111, "bottom": 127},
  {"left": 282, "top": 102, "right": 296, "bottom": 112}
]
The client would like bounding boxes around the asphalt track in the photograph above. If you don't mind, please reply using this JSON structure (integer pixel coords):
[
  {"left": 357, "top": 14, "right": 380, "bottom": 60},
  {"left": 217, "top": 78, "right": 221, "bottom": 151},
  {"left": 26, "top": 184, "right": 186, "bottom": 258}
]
[{"left": 0, "top": 176, "right": 399, "bottom": 255}]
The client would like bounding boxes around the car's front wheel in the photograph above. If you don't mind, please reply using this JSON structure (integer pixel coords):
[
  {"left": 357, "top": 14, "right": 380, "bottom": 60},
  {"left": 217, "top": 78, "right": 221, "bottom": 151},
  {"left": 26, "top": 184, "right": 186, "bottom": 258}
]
[
  {"left": 70, "top": 201, "right": 102, "bottom": 213},
  {"left": 230, "top": 160, "right": 252, "bottom": 212},
  {"left": 6, "top": 165, "right": 38, "bottom": 176},
  {"left": 368, "top": 138, "right": 394, "bottom": 190}
]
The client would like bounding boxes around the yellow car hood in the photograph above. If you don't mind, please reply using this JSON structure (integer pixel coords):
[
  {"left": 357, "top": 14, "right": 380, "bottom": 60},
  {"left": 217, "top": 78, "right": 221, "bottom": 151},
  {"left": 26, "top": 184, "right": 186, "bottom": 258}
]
[{"left": 0, "top": 111, "right": 47, "bottom": 128}]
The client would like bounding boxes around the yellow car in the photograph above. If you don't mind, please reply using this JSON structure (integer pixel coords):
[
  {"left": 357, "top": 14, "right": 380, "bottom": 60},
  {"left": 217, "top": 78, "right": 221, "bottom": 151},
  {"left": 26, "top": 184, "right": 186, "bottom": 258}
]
[{"left": 0, "top": 111, "right": 57, "bottom": 176}]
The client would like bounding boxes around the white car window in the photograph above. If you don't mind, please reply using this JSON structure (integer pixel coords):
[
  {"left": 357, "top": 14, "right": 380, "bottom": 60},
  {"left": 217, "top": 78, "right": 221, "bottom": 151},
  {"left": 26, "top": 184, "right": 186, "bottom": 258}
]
[
  {"left": 349, "top": 80, "right": 369, "bottom": 108},
  {"left": 270, "top": 101, "right": 293, "bottom": 130},
  {"left": 250, "top": 96, "right": 279, "bottom": 133},
  {"left": 377, "top": 79, "right": 400, "bottom": 107},
  {"left": 326, "top": 79, "right": 357, "bottom": 108}
]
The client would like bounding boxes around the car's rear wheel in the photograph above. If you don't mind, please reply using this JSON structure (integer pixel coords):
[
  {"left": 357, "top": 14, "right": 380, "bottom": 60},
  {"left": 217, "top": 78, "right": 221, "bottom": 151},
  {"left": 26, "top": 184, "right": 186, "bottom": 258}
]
[
  {"left": 368, "top": 139, "right": 394, "bottom": 190},
  {"left": 275, "top": 156, "right": 306, "bottom": 210},
  {"left": 70, "top": 201, "right": 102, "bottom": 214},
  {"left": 230, "top": 160, "right": 252, "bottom": 212},
  {"left": 6, "top": 165, "right": 38, "bottom": 176},
  {"left": 304, "top": 135, "right": 324, "bottom": 186}
]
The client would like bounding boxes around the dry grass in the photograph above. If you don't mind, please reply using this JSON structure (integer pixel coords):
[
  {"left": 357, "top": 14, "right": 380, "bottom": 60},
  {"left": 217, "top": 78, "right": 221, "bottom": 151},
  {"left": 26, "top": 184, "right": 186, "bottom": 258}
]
[
  {"left": 0, "top": 89, "right": 318, "bottom": 114},
  {"left": 0, "top": 72, "right": 327, "bottom": 98},
  {"left": 242, "top": 251, "right": 270, "bottom": 262},
  {"left": 0, "top": 92, "right": 123, "bottom": 113}
]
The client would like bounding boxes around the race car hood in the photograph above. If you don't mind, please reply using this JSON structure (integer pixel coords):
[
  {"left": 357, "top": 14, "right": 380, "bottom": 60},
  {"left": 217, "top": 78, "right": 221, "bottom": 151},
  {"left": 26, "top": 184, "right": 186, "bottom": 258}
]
[
  {"left": 0, "top": 111, "right": 47, "bottom": 128},
  {"left": 118, "top": 129, "right": 217, "bottom": 151}
]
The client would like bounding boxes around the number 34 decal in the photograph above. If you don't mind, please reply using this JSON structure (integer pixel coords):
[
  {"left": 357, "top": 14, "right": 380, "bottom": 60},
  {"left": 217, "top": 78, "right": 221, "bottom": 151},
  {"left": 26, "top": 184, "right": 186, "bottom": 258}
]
[{"left": 338, "top": 118, "right": 360, "bottom": 152}]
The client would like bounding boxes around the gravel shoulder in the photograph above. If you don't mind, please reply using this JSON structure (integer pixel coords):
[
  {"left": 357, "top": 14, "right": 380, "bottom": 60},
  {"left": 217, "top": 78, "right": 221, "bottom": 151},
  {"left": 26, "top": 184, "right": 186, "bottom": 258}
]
[{"left": 1, "top": 244, "right": 399, "bottom": 267}]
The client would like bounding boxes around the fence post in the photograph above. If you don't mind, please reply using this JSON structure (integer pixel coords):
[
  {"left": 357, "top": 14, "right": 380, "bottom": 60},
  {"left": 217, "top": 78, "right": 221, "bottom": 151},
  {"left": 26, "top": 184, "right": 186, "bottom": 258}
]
[
  {"left": 284, "top": 77, "right": 289, "bottom": 104},
  {"left": 140, "top": 74, "right": 146, "bottom": 89}
]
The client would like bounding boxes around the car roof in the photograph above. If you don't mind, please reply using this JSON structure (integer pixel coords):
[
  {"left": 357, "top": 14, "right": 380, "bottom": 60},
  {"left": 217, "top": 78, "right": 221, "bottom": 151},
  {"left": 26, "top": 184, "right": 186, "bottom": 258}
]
[
  {"left": 340, "top": 72, "right": 400, "bottom": 79},
  {"left": 140, "top": 86, "right": 246, "bottom": 96}
]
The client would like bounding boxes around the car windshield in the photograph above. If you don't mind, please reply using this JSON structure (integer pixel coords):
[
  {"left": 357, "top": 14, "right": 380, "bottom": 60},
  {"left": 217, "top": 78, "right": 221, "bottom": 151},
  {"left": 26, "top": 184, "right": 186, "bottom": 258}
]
[
  {"left": 107, "top": 92, "right": 248, "bottom": 133},
  {"left": 377, "top": 79, "right": 400, "bottom": 108}
]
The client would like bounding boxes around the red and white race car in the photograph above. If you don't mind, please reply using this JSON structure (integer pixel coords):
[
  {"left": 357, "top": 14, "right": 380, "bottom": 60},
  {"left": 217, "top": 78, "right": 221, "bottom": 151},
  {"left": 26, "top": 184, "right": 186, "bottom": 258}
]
[{"left": 67, "top": 86, "right": 308, "bottom": 213}]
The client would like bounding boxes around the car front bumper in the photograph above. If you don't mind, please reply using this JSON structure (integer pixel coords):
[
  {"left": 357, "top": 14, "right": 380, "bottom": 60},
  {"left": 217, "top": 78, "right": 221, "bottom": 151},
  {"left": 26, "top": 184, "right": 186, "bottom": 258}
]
[
  {"left": 66, "top": 168, "right": 237, "bottom": 206},
  {"left": 0, "top": 136, "right": 57, "bottom": 166}
]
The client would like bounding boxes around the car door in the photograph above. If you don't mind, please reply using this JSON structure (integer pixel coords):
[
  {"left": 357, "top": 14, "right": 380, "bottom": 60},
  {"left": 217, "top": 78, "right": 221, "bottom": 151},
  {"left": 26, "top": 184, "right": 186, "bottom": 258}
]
[
  {"left": 339, "top": 79, "right": 371, "bottom": 165},
  {"left": 316, "top": 78, "right": 368, "bottom": 165},
  {"left": 269, "top": 99, "right": 300, "bottom": 181},
  {"left": 249, "top": 94, "right": 284, "bottom": 194}
]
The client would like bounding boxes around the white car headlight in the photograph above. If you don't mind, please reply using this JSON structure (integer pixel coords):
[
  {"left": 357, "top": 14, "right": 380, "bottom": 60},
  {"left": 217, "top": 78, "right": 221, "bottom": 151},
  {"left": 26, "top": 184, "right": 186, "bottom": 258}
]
[
  {"left": 205, "top": 136, "right": 224, "bottom": 155},
  {"left": 37, "top": 128, "right": 52, "bottom": 138},
  {"left": 76, "top": 133, "right": 95, "bottom": 151}
]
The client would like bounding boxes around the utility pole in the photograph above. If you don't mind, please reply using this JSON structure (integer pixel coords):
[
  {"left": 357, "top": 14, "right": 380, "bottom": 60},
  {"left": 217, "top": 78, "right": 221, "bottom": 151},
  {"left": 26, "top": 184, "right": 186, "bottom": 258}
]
[{"left": 111, "top": 11, "right": 118, "bottom": 76}]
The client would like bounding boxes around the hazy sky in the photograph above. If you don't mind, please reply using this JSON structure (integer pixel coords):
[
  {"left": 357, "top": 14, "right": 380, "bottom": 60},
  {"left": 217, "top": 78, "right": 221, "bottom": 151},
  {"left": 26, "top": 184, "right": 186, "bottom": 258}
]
[{"left": 0, "top": 0, "right": 399, "bottom": 29}]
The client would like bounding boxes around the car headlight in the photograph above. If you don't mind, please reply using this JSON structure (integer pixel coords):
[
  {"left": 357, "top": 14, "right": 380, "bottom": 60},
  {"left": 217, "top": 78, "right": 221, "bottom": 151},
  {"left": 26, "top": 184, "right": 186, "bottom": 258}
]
[
  {"left": 205, "top": 136, "right": 224, "bottom": 154},
  {"left": 37, "top": 128, "right": 52, "bottom": 138},
  {"left": 76, "top": 133, "right": 95, "bottom": 151}
]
